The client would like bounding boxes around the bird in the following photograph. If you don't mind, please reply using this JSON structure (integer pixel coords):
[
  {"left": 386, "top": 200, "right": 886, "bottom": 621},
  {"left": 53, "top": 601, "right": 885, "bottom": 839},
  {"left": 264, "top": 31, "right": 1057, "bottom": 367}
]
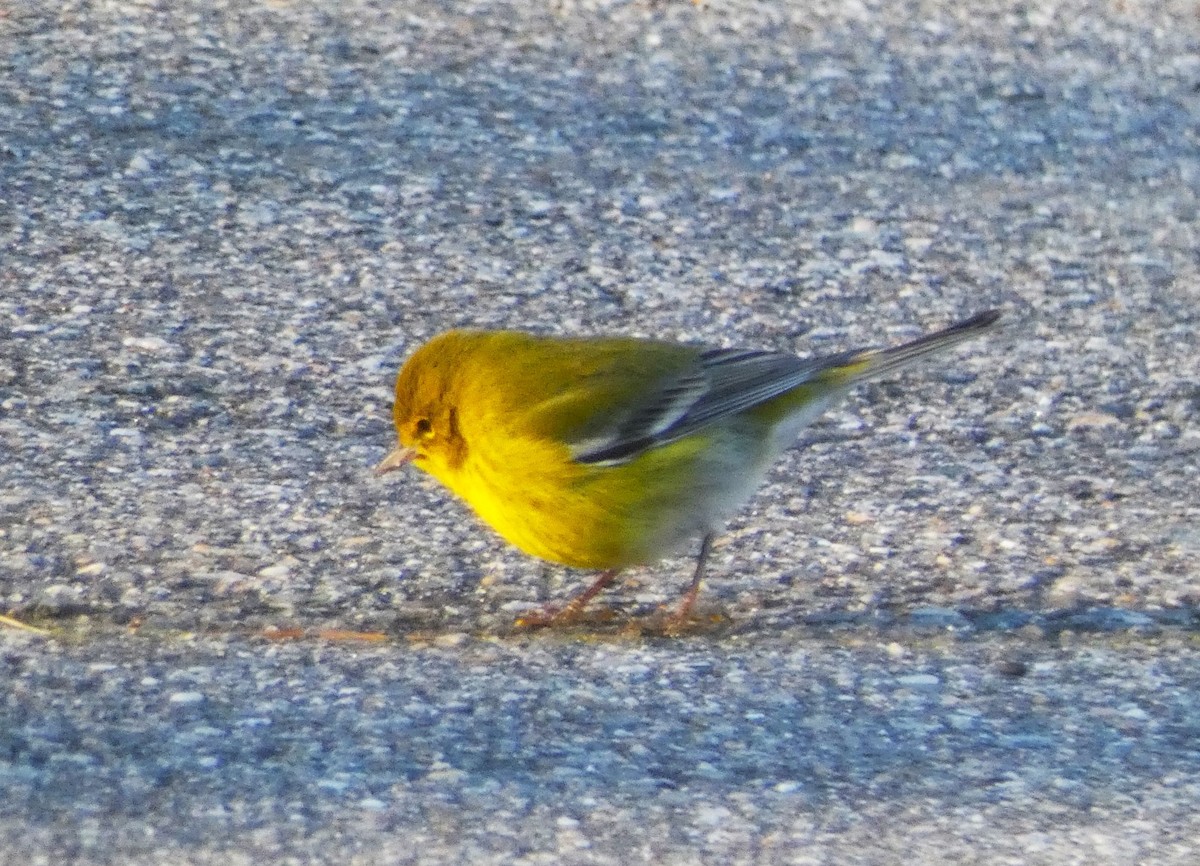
[{"left": 376, "top": 309, "right": 1001, "bottom": 629}]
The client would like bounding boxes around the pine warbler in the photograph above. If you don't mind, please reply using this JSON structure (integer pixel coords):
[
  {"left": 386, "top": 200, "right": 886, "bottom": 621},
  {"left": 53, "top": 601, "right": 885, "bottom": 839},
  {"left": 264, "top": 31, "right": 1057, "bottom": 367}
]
[{"left": 377, "top": 310, "right": 1001, "bottom": 627}]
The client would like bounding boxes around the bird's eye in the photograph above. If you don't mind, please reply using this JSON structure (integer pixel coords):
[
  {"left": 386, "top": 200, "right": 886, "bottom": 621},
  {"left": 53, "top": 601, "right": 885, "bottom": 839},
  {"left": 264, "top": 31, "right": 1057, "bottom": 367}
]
[{"left": 414, "top": 417, "right": 433, "bottom": 440}]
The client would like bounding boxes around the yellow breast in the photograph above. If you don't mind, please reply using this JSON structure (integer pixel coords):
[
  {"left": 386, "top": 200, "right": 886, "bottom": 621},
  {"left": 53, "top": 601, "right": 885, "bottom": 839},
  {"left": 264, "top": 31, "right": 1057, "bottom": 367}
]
[{"left": 421, "top": 428, "right": 721, "bottom": 571}]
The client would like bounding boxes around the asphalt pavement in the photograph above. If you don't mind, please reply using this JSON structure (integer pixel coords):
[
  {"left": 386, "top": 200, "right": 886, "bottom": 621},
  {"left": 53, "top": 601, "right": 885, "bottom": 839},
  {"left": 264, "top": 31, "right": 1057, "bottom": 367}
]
[{"left": 2, "top": 1, "right": 1198, "bottom": 863}]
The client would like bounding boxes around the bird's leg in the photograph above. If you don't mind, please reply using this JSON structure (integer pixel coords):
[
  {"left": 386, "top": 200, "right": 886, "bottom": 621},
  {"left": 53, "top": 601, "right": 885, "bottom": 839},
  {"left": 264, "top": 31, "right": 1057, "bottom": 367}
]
[
  {"left": 515, "top": 568, "right": 620, "bottom": 628},
  {"left": 664, "top": 532, "right": 714, "bottom": 630}
]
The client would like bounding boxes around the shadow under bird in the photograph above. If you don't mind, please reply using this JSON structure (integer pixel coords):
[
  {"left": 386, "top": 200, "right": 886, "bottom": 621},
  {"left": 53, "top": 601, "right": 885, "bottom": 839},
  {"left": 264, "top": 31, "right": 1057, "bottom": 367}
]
[{"left": 377, "top": 310, "right": 1001, "bottom": 629}]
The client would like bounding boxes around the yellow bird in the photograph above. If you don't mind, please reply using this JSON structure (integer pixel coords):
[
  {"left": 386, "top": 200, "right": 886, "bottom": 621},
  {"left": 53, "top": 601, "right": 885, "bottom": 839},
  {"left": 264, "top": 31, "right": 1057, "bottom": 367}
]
[{"left": 377, "top": 310, "right": 1000, "bottom": 627}]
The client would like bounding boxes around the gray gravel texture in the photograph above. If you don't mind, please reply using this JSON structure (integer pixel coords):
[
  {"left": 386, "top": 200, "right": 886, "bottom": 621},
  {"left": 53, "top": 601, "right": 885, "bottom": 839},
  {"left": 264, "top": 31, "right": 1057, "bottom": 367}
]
[{"left": 1, "top": 0, "right": 1198, "bottom": 863}]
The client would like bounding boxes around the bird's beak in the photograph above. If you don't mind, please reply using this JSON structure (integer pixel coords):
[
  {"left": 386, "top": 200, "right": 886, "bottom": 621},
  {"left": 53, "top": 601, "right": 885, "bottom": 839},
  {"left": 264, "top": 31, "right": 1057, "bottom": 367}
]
[{"left": 375, "top": 445, "right": 417, "bottom": 476}]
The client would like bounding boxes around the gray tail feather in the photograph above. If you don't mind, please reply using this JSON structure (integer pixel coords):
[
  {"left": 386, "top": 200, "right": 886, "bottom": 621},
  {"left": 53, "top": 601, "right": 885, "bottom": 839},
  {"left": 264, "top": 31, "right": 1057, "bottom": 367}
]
[{"left": 855, "top": 309, "right": 1002, "bottom": 381}]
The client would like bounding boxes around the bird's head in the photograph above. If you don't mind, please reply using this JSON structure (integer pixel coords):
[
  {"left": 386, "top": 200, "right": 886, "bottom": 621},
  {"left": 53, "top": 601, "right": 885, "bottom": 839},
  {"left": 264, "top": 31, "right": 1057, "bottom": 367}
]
[{"left": 376, "top": 331, "right": 477, "bottom": 478}]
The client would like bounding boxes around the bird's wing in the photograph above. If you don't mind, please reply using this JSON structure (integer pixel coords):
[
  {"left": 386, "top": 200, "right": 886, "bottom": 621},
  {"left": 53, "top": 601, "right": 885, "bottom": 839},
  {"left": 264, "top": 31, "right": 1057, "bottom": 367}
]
[
  {"left": 567, "top": 348, "right": 856, "bottom": 465},
  {"left": 543, "top": 310, "right": 1001, "bottom": 466}
]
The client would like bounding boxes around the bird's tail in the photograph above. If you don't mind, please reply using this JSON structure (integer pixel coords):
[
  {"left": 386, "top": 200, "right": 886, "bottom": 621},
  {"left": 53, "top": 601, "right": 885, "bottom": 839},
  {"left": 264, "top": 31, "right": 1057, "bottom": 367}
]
[{"left": 843, "top": 309, "right": 1002, "bottom": 383}]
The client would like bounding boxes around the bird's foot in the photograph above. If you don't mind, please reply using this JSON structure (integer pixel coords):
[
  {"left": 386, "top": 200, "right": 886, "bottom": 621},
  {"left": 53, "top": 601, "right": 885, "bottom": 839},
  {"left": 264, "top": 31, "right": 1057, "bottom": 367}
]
[{"left": 513, "top": 603, "right": 575, "bottom": 629}]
